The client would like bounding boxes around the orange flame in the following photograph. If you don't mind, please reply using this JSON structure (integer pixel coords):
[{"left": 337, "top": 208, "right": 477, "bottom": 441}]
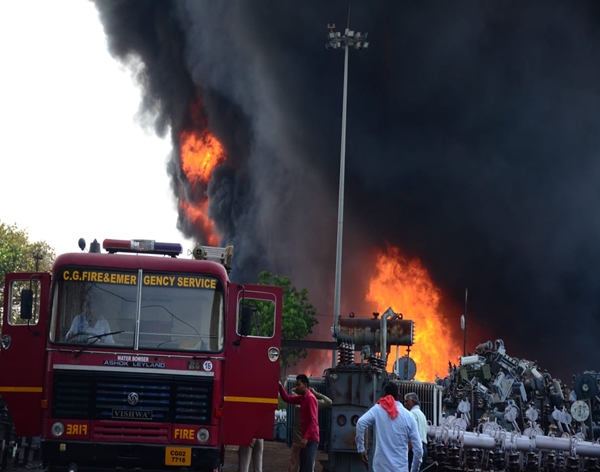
[
  {"left": 178, "top": 100, "right": 226, "bottom": 245},
  {"left": 179, "top": 200, "right": 220, "bottom": 247},
  {"left": 366, "top": 245, "right": 461, "bottom": 381},
  {"left": 180, "top": 129, "right": 225, "bottom": 186}
]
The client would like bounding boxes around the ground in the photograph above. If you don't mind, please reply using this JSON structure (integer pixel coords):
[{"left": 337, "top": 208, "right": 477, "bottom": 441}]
[
  {"left": 9, "top": 440, "right": 328, "bottom": 472},
  {"left": 222, "top": 441, "right": 327, "bottom": 472}
]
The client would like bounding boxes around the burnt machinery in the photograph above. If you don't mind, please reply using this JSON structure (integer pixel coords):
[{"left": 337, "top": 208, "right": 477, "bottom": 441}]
[
  {"left": 429, "top": 339, "right": 600, "bottom": 472},
  {"left": 287, "top": 315, "right": 600, "bottom": 471},
  {"left": 324, "top": 307, "right": 441, "bottom": 472},
  {"left": 437, "top": 339, "right": 600, "bottom": 439}
]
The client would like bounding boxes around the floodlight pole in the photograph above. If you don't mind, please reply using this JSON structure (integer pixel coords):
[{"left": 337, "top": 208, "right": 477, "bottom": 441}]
[
  {"left": 463, "top": 288, "right": 468, "bottom": 356},
  {"left": 326, "top": 23, "right": 369, "bottom": 368}
]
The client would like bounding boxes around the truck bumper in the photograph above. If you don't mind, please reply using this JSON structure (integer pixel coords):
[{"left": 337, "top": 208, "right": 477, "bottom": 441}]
[{"left": 41, "top": 441, "right": 221, "bottom": 472}]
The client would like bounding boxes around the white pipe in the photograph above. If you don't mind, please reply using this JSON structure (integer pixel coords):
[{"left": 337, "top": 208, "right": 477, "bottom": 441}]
[
  {"left": 432, "top": 387, "right": 441, "bottom": 426},
  {"left": 380, "top": 307, "right": 395, "bottom": 364},
  {"left": 427, "top": 426, "right": 600, "bottom": 458},
  {"left": 433, "top": 387, "right": 438, "bottom": 426},
  {"left": 459, "top": 355, "right": 480, "bottom": 366}
]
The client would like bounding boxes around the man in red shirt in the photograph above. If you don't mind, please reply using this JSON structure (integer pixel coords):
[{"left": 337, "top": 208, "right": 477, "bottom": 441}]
[{"left": 278, "top": 375, "right": 319, "bottom": 472}]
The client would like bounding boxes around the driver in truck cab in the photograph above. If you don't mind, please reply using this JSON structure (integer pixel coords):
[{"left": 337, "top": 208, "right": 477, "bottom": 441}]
[{"left": 66, "top": 294, "right": 115, "bottom": 343}]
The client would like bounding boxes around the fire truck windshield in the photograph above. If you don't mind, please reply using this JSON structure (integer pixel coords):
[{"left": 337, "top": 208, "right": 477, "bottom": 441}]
[{"left": 49, "top": 268, "right": 225, "bottom": 352}]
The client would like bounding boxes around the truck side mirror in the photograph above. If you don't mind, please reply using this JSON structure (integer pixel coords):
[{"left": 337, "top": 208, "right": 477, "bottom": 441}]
[
  {"left": 20, "top": 289, "right": 33, "bottom": 320},
  {"left": 239, "top": 305, "right": 253, "bottom": 336}
]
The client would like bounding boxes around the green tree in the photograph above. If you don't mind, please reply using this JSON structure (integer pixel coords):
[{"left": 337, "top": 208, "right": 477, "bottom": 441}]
[
  {"left": 0, "top": 222, "right": 55, "bottom": 322},
  {"left": 256, "top": 271, "right": 318, "bottom": 375}
]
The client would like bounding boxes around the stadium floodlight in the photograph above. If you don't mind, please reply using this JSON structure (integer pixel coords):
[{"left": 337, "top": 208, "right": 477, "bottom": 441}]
[{"left": 325, "top": 21, "right": 369, "bottom": 367}]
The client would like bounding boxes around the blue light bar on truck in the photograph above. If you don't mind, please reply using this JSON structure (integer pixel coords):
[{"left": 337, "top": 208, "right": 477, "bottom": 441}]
[{"left": 102, "top": 239, "right": 182, "bottom": 257}]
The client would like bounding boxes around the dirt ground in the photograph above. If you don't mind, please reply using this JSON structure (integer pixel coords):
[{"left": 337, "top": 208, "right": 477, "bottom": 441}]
[
  {"left": 9, "top": 440, "right": 327, "bottom": 472},
  {"left": 222, "top": 441, "right": 328, "bottom": 472}
]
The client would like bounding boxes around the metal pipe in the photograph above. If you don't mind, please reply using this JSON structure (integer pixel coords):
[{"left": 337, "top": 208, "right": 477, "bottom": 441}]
[
  {"left": 433, "top": 386, "right": 438, "bottom": 426},
  {"left": 331, "top": 43, "right": 349, "bottom": 369},
  {"left": 427, "top": 426, "right": 600, "bottom": 458},
  {"left": 381, "top": 307, "right": 395, "bottom": 364}
]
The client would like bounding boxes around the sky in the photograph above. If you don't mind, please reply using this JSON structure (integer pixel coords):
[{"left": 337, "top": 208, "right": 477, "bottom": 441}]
[
  {"left": 86, "top": 0, "right": 600, "bottom": 380},
  {"left": 0, "top": 0, "right": 190, "bottom": 256}
]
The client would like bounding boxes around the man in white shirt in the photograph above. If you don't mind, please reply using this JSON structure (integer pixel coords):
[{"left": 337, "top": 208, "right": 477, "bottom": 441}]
[
  {"left": 356, "top": 382, "right": 422, "bottom": 472},
  {"left": 66, "top": 296, "right": 115, "bottom": 343},
  {"left": 237, "top": 438, "right": 263, "bottom": 472},
  {"left": 404, "top": 392, "right": 428, "bottom": 470}
]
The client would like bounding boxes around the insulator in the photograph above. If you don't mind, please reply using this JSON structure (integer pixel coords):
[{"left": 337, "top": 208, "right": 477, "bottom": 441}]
[
  {"left": 544, "top": 451, "right": 557, "bottom": 472},
  {"left": 493, "top": 450, "right": 506, "bottom": 470},
  {"left": 556, "top": 454, "right": 565, "bottom": 472},
  {"left": 466, "top": 448, "right": 480, "bottom": 468},
  {"left": 434, "top": 443, "right": 446, "bottom": 462},
  {"left": 449, "top": 444, "right": 460, "bottom": 468},
  {"left": 426, "top": 442, "right": 434, "bottom": 461},
  {"left": 346, "top": 343, "right": 354, "bottom": 363},
  {"left": 526, "top": 451, "right": 539, "bottom": 472},
  {"left": 486, "top": 450, "right": 495, "bottom": 470},
  {"left": 367, "top": 355, "right": 385, "bottom": 372},
  {"left": 508, "top": 452, "right": 521, "bottom": 472},
  {"left": 583, "top": 457, "right": 598, "bottom": 471},
  {"left": 337, "top": 342, "right": 355, "bottom": 365},
  {"left": 565, "top": 456, "right": 579, "bottom": 472}
]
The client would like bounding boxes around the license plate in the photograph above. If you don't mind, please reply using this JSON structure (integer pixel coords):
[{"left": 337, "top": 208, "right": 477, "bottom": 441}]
[{"left": 165, "top": 447, "right": 191, "bottom": 466}]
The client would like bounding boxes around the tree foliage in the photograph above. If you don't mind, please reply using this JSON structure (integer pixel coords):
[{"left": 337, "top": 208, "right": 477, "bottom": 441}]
[
  {"left": 256, "top": 271, "right": 318, "bottom": 374},
  {"left": 0, "top": 222, "right": 55, "bottom": 320}
]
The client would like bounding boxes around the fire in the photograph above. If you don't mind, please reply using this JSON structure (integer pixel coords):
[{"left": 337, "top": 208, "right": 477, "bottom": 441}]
[
  {"left": 180, "top": 128, "right": 225, "bottom": 185},
  {"left": 366, "top": 245, "right": 461, "bottom": 382},
  {"left": 178, "top": 99, "right": 225, "bottom": 245},
  {"left": 178, "top": 200, "right": 220, "bottom": 247}
]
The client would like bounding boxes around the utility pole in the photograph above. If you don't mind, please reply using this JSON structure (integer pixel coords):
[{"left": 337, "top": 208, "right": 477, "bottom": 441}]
[
  {"left": 325, "top": 18, "right": 369, "bottom": 367},
  {"left": 462, "top": 288, "right": 468, "bottom": 357}
]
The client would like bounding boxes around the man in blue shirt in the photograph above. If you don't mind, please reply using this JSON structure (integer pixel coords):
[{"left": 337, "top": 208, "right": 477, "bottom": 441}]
[{"left": 356, "top": 382, "right": 422, "bottom": 472}]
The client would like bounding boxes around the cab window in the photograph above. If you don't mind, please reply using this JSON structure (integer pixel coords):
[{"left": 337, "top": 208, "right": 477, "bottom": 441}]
[
  {"left": 237, "top": 298, "right": 275, "bottom": 338},
  {"left": 50, "top": 268, "right": 137, "bottom": 345},
  {"left": 9, "top": 279, "right": 41, "bottom": 326},
  {"left": 139, "top": 273, "right": 224, "bottom": 352},
  {"left": 49, "top": 267, "right": 225, "bottom": 352}
]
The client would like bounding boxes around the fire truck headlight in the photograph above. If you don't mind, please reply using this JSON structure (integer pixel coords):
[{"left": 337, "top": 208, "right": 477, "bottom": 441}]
[
  {"left": 51, "top": 422, "right": 65, "bottom": 437},
  {"left": 267, "top": 347, "right": 280, "bottom": 362},
  {"left": 196, "top": 428, "right": 210, "bottom": 443}
]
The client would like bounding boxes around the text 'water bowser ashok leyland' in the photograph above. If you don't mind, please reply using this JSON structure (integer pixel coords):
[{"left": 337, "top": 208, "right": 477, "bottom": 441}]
[{"left": 0, "top": 239, "right": 283, "bottom": 472}]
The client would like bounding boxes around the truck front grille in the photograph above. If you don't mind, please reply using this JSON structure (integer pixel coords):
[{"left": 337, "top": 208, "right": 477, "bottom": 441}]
[
  {"left": 92, "top": 423, "right": 170, "bottom": 442},
  {"left": 52, "top": 370, "right": 213, "bottom": 425}
]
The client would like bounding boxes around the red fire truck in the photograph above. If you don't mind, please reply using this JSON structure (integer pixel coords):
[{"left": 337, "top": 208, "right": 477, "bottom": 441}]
[{"left": 0, "top": 239, "right": 282, "bottom": 472}]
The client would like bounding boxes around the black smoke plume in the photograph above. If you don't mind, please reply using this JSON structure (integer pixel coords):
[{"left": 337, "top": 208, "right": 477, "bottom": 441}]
[{"left": 93, "top": 0, "right": 600, "bottom": 380}]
